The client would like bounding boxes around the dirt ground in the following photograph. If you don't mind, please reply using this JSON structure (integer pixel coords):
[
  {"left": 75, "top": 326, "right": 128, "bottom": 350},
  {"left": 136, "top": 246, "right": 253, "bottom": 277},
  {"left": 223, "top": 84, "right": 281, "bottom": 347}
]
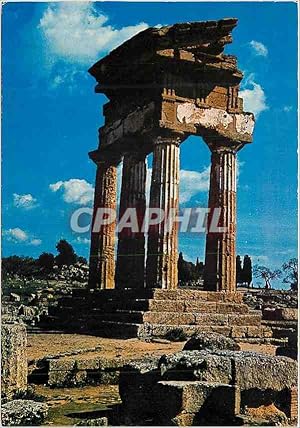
[
  {"left": 27, "top": 333, "right": 277, "bottom": 362},
  {"left": 27, "top": 334, "right": 183, "bottom": 362}
]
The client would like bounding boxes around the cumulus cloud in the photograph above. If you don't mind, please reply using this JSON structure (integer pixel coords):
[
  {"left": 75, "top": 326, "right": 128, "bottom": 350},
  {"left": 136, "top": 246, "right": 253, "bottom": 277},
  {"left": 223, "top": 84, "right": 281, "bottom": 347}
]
[
  {"left": 4, "top": 228, "right": 28, "bottom": 242},
  {"left": 30, "top": 239, "right": 42, "bottom": 246},
  {"left": 3, "top": 228, "right": 42, "bottom": 246},
  {"left": 240, "top": 75, "right": 268, "bottom": 118},
  {"left": 249, "top": 40, "right": 268, "bottom": 57},
  {"left": 39, "top": 3, "right": 148, "bottom": 64},
  {"left": 50, "top": 178, "right": 94, "bottom": 205},
  {"left": 13, "top": 193, "right": 38, "bottom": 210},
  {"left": 179, "top": 167, "right": 210, "bottom": 203}
]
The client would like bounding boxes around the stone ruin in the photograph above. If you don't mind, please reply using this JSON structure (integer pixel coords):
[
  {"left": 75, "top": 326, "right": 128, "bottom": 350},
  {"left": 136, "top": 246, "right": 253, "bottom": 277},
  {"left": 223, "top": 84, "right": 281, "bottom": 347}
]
[
  {"left": 43, "top": 18, "right": 280, "bottom": 342},
  {"left": 87, "top": 18, "right": 254, "bottom": 292},
  {"left": 116, "top": 347, "right": 298, "bottom": 425}
]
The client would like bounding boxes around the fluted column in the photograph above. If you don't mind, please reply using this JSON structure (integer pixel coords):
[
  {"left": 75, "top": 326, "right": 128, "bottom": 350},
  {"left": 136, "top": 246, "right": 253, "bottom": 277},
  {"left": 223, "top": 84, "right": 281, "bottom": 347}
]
[
  {"left": 146, "top": 135, "right": 180, "bottom": 289},
  {"left": 204, "top": 140, "right": 240, "bottom": 292},
  {"left": 115, "top": 153, "right": 147, "bottom": 288},
  {"left": 88, "top": 155, "right": 119, "bottom": 289}
]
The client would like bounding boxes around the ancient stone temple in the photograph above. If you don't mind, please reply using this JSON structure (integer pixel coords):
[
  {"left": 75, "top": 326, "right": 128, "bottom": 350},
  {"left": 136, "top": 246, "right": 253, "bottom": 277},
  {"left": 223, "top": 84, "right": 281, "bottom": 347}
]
[
  {"left": 88, "top": 18, "right": 254, "bottom": 292},
  {"left": 46, "top": 19, "right": 269, "bottom": 340}
]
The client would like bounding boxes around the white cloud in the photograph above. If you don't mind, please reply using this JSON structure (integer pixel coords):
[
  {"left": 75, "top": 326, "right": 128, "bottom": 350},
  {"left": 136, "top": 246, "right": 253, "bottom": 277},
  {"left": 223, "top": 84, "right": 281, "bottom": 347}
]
[
  {"left": 3, "top": 228, "right": 42, "bottom": 246},
  {"left": 283, "top": 105, "right": 293, "bottom": 112},
  {"left": 240, "top": 75, "right": 268, "bottom": 118},
  {"left": 39, "top": 3, "right": 148, "bottom": 64},
  {"left": 179, "top": 167, "right": 210, "bottom": 203},
  {"left": 13, "top": 193, "right": 38, "bottom": 210},
  {"left": 4, "top": 228, "right": 28, "bottom": 242},
  {"left": 249, "top": 40, "right": 268, "bottom": 57},
  {"left": 50, "top": 178, "right": 94, "bottom": 205},
  {"left": 30, "top": 239, "right": 42, "bottom": 246}
]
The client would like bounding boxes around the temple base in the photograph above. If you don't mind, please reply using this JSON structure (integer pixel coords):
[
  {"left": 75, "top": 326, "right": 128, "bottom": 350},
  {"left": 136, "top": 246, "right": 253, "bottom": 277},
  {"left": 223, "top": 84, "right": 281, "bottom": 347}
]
[{"left": 41, "top": 289, "right": 272, "bottom": 340}]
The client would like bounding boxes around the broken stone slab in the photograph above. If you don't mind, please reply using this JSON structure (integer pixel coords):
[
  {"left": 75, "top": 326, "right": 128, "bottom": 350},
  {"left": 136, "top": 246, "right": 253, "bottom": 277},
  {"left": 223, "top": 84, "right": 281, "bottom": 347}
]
[
  {"left": 183, "top": 332, "right": 240, "bottom": 352},
  {"left": 118, "top": 356, "right": 162, "bottom": 422},
  {"left": 154, "top": 381, "right": 240, "bottom": 424},
  {"left": 159, "top": 350, "right": 232, "bottom": 383},
  {"left": 1, "top": 400, "right": 48, "bottom": 426}
]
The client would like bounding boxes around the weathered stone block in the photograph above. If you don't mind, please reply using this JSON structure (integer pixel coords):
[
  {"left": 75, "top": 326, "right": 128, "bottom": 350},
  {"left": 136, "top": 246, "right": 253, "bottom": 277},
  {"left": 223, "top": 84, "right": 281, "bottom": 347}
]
[
  {"left": 154, "top": 381, "right": 240, "bottom": 424},
  {"left": 231, "top": 352, "right": 297, "bottom": 406},
  {"left": 149, "top": 299, "right": 185, "bottom": 312},
  {"left": 1, "top": 400, "right": 48, "bottom": 426},
  {"left": 211, "top": 326, "right": 232, "bottom": 336},
  {"left": 159, "top": 351, "right": 232, "bottom": 383},
  {"left": 1, "top": 322, "right": 27, "bottom": 400},
  {"left": 143, "top": 312, "right": 195, "bottom": 325},
  {"left": 48, "top": 359, "right": 76, "bottom": 371},
  {"left": 195, "top": 313, "right": 228, "bottom": 325},
  {"left": 76, "top": 358, "right": 100, "bottom": 370},
  {"left": 231, "top": 326, "right": 248, "bottom": 338},
  {"left": 228, "top": 314, "right": 261, "bottom": 326},
  {"left": 119, "top": 357, "right": 161, "bottom": 421},
  {"left": 216, "top": 303, "right": 248, "bottom": 314},
  {"left": 183, "top": 332, "right": 240, "bottom": 352},
  {"left": 184, "top": 301, "right": 217, "bottom": 312}
]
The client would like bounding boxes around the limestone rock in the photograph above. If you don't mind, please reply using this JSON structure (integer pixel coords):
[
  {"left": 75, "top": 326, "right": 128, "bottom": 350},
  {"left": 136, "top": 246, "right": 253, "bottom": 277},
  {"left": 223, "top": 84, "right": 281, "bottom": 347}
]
[
  {"left": 1, "top": 400, "right": 48, "bottom": 426},
  {"left": 1, "top": 322, "right": 27, "bottom": 400},
  {"left": 183, "top": 332, "right": 240, "bottom": 352},
  {"left": 244, "top": 404, "right": 289, "bottom": 426},
  {"left": 159, "top": 350, "right": 232, "bottom": 383},
  {"left": 154, "top": 380, "right": 239, "bottom": 425}
]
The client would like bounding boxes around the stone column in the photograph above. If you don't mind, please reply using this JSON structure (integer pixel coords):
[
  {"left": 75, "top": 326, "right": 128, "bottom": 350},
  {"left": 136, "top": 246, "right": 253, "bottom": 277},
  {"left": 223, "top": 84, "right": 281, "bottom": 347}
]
[
  {"left": 115, "top": 153, "right": 147, "bottom": 288},
  {"left": 146, "top": 135, "right": 180, "bottom": 289},
  {"left": 204, "top": 140, "right": 239, "bottom": 292},
  {"left": 88, "top": 154, "right": 119, "bottom": 289},
  {"left": 1, "top": 322, "right": 27, "bottom": 400}
]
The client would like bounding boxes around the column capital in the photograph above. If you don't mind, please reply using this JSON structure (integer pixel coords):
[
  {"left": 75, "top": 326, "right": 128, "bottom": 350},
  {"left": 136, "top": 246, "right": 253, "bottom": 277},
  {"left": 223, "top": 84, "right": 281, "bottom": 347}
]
[
  {"left": 89, "top": 149, "right": 121, "bottom": 166},
  {"left": 204, "top": 136, "right": 244, "bottom": 154},
  {"left": 153, "top": 135, "right": 182, "bottom": 147}
]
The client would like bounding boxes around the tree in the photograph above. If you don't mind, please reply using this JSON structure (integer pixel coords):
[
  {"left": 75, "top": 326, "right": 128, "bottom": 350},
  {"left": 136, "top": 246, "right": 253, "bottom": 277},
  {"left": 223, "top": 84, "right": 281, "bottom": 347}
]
[
  {"left": 178, "top": 253, "right": 203, "bottom": 283},
  {"left": 236, "top": 255, "right": 242, "bottom": 285},
  {"left": 253, "top": 265, "right": 281, "bottom": 289},
  {"left": 55, "top": 240, "right": 77, "bottom": 267},
  {"left": 2, "top": 256, "right": 38, "bottom": 286},
  {"left": 77, "top": 256, "right": 87, "bottom": 265},
  {"left": 37, "top": 253, "right": 55, "bottom": 283},
  {"left": 282, "top": 258, "right": 298, "bottom": 291},
  {"left": 242, "top": 255, "right": 252, "bottom": 287}
]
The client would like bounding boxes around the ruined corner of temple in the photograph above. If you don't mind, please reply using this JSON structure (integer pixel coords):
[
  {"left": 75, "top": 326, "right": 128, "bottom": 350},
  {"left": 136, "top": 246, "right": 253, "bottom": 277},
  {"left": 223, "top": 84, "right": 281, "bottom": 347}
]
[{"left": 42, "top": 19, "right": 263, "bottom": 340}]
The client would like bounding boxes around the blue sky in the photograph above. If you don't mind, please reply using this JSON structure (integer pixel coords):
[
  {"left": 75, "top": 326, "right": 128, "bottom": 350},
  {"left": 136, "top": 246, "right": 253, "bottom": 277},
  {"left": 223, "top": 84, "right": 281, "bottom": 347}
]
[{"left": 2, "top": 2, "right": 297, "bottom": 287}]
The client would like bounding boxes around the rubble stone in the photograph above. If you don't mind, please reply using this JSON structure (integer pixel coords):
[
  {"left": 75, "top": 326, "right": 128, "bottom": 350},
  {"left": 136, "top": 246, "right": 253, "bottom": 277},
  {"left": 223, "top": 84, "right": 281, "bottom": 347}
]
[
  {"left": 1, "top": 400, "right": 48, "bottom": 426},
  {"left": 183, "top": 332, "right": 240, "bottom": 352}
]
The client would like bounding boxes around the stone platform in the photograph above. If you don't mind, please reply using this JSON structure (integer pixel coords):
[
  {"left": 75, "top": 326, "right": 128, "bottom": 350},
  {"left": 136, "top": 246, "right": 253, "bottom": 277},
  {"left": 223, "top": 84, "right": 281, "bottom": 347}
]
[{"left": 41, "top": 289, "right": 272, "bottom": 340}]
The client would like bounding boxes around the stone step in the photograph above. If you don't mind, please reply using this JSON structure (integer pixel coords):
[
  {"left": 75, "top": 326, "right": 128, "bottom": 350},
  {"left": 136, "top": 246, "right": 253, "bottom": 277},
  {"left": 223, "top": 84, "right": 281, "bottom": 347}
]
[
  {"left": 56, "top": 297, "right": 250, "bottom": 315},
  {"left": 71, "top": 288, "right": 244, "bottom": 303}
]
